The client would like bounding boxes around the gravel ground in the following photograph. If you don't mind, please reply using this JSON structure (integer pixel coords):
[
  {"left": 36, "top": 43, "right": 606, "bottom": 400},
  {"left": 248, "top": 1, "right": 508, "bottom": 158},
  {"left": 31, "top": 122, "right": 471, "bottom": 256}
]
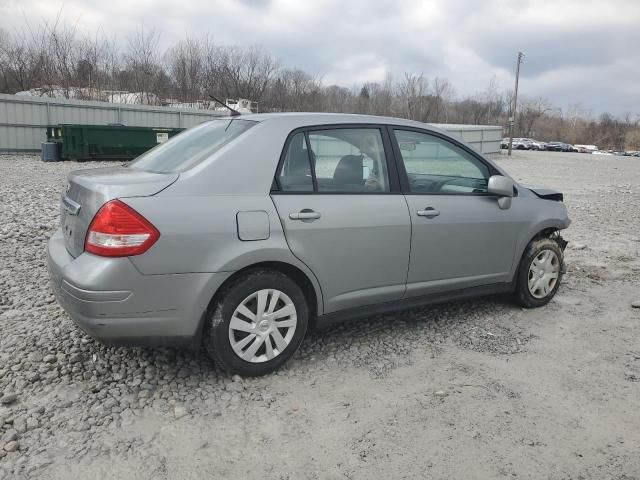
[{"left": 0, "top": 151, "right": 639, "bottom": 479}]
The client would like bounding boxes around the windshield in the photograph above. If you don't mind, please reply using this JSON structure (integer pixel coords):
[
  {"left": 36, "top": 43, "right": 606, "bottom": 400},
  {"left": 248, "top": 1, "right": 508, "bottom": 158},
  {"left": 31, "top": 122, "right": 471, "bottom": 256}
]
[{"left": 129, "top": 119, "right": 256, "bottom": 173}]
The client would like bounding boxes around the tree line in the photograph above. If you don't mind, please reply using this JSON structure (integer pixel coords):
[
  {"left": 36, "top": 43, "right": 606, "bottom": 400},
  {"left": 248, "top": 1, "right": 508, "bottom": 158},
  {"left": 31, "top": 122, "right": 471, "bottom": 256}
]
[{"left": 0, "top": 18, "right": 638, "bottom": 150}]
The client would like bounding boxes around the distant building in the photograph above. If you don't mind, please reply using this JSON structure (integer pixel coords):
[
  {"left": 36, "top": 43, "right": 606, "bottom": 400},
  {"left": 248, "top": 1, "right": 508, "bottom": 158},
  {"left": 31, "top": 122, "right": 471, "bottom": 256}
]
[
  {"left": 15, "top": 86, "right": 161, "bottom": 105},
  {"left": 16, "top": 87, "right": 258, "bottom": 113}
]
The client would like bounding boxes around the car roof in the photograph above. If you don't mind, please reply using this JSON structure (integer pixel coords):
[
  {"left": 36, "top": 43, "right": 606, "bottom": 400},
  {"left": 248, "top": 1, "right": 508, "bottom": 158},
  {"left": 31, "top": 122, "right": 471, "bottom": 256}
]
[{"left": 214, "top": 112, "right": 452, "bottom": 133}]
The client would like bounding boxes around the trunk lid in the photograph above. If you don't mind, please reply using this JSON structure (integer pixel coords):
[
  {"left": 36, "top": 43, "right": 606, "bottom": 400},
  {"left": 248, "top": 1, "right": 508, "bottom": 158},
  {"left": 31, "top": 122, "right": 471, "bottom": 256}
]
[{"left": 60, "top": 166, "right": 178, "bottom": 258}]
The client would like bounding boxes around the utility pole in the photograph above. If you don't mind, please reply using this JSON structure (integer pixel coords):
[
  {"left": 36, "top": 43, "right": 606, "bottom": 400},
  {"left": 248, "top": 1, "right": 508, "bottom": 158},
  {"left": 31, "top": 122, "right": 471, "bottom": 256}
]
[{"left": 508, "top": 51, "right": 524, "bottom": 156}]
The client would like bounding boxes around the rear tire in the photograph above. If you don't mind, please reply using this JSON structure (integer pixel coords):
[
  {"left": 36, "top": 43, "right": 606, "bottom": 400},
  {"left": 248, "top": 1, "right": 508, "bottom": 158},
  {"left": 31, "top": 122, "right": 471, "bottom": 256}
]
[
  {"left": 515, "top": 237, "right": 564, "bottom": 308},
  {"left": 203, "top": 270, "right": 308, "bottom": 376}
]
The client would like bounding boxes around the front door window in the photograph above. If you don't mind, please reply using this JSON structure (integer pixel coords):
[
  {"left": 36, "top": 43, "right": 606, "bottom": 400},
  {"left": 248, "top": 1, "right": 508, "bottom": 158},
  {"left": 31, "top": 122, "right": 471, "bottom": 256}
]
[{"left": 394, "top": 130, "right": 490, "bottom": 194}]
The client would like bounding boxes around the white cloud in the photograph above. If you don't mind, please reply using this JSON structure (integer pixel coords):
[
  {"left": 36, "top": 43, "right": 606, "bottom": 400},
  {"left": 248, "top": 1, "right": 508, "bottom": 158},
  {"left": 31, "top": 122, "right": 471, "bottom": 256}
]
[{"left": 0, "top": 0, "right": 638, "bottom": 114}]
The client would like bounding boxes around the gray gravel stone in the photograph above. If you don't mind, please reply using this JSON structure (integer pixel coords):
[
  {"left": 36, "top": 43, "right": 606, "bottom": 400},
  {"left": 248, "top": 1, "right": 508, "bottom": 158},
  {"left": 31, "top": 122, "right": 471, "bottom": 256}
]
[
  {"left": 3, "top": 441, "right": 18, "bottom": 452},
  {"left": 26, "top": 417, "right": 39, "bottom": 431},
  {"left": 0, "top": 393, "right": 17, "bottom": 405},
  {"left": 12, "top": 418, "right": 26, "bottom": 434},
  {"left": 1, "top": 429, "right": 17, "bottom": 445},
  {"left": 174, "top": 406, "right": 189, "bottom": 419},
  {"left": 42, "top": 354, "right": 57, "bottom": 364}
]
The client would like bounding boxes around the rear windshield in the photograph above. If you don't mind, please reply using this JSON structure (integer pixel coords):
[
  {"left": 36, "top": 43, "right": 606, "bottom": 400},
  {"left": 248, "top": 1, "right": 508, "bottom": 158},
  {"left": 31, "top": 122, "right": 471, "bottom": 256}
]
[{"left": 128, "top": 119, "right": 256, "bottom": 173}]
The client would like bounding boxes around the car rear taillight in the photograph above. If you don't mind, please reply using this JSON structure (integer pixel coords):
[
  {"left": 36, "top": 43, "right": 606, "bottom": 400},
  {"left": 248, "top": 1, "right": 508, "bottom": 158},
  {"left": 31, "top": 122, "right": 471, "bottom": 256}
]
[{"left": 85, "top": 200, "right": 160, "bottom": 257}]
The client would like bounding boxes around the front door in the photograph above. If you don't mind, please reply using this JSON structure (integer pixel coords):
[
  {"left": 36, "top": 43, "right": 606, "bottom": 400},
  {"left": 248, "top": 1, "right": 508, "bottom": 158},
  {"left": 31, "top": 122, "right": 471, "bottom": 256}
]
[
  {"left": 271, "top": 127, "right": 411, "bottom": 314},
  {"left": 391, "top": 128, "right": 524, "bottom": 298}
]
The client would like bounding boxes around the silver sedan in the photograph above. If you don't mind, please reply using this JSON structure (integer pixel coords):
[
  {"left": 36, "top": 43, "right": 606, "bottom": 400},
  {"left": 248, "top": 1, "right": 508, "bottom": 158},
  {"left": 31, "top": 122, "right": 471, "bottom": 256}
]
[{"left": 48, "top": 113, "right": 570, "bottom": 376}]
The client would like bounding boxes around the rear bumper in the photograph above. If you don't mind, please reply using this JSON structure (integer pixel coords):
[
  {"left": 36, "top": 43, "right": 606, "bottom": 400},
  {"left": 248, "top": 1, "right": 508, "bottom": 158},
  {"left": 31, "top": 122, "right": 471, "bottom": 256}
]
[{"left": 47, "top": 228, "right": 232, "bottom": 347}]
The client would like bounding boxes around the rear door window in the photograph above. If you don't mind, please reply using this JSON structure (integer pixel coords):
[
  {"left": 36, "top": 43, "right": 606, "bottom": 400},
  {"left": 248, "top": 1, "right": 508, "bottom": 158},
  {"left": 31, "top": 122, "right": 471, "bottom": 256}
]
[
  {"left": 278, "top": 132, "right": 314, "bottom": 191},
  {"left": 278, "top": 128, "right": 390, "bottom": 193}
]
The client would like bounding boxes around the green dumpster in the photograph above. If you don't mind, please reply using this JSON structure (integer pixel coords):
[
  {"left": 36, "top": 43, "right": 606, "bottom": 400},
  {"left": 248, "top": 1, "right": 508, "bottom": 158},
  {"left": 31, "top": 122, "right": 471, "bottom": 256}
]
[{"left": 46, "top": 124, "right": 185, "bottom": 161}]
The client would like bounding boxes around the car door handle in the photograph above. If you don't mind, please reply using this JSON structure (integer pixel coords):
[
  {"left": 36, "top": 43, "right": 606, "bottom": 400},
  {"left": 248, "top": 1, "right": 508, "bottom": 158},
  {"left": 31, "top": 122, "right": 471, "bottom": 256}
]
[
  {"left": 417, "top": 208, "right": 440, "bottom": 218},
  {"left": 289, "top": 210, "right": 321, "bottom": 220}
]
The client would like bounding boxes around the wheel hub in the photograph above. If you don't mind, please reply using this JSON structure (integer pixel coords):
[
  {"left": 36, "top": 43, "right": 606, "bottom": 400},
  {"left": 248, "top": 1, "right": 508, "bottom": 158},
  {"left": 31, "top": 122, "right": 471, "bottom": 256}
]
[
  {"left": 228, "top": 288, "right": 298, "bottom": 363},
  {"left": 527, "top": 249, "right": 560, "bottom": 299}
]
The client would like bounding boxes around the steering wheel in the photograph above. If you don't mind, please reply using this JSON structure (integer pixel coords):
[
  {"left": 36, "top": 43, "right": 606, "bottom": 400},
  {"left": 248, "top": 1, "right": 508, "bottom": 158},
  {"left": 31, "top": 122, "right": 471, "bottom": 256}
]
[{"left": 410, "top": 177, "right": 438, "bottom": 192}]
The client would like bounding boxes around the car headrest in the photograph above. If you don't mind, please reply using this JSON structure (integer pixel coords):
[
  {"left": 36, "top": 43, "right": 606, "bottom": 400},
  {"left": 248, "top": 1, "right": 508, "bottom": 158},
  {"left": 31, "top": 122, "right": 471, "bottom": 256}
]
[{"left": 332, "top": 155, "right": 363, "bottom": 186}]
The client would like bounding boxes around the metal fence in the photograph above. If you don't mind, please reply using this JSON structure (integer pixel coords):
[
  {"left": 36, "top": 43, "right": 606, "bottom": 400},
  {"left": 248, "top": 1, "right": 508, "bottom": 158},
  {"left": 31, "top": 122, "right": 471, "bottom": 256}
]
[
  {"left": 432, "top": 124, "right": 503, "bottom": 155},
  {"left": 0, "top": 93, "right": 223, "bottom": 153},
  {"left": 0, "top": 93, "right": 503, "bottom": 154}
]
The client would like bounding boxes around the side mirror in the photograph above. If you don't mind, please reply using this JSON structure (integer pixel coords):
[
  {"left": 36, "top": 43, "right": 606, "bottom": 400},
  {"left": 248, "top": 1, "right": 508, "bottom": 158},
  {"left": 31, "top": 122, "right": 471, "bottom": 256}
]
[{"left": 487, "top": 175, "right": 515, "bottom": 209}]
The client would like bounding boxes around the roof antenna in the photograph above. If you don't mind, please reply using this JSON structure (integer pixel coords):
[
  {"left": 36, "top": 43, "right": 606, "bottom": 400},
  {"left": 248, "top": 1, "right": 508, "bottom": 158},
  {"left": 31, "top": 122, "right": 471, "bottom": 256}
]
[{"left": 208, "top": 93, "right": 241, "bottom": 116}]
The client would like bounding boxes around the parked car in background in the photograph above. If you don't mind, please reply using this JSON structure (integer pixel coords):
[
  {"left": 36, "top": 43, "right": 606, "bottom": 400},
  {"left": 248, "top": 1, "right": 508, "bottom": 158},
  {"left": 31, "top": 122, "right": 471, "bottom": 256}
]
[
  {"left": 516, "top": 138, "right": 541, "bottom": 150},
  {"left": 574, "top": 144, "right": 597, "bottom": 153},
  {"left": 544, "top": 142, "right": 563, "bottom": 151},
  {"left": 48, "top": 113, "right": 571, "bottom": 376},
  {"left": 515, "top": 139, "right": 533, "bottom": 150},
  {"left": 500, "top": 138, "right": 539, "bottom": 150},
  {"left": 545, "top": 142, "right": 573, "bottom": 152},
  {"left": 573, "top": 146, "right": 592, "bottom": 153}
]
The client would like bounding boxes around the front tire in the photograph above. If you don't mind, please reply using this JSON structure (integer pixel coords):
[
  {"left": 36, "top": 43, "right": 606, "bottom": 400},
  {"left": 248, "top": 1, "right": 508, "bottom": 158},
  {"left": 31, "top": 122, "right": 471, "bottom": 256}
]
[
  {"left": 203, "top": 270, "right": 309, "bottom": 376},
  {"left": 516, "top": 237, "right": 564, "bottom": 308}
]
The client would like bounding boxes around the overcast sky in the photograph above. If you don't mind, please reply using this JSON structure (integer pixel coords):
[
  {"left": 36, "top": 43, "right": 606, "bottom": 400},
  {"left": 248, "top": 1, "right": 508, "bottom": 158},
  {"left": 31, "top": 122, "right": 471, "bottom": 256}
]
[{"left": 1, "top": 0, "right": 638, "bottom": 115}]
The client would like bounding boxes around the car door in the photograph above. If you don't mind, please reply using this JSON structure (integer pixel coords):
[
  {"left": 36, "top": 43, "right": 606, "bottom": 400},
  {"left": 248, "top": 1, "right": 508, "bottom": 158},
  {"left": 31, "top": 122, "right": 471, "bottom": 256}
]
[
  {"left": 271, "top": 126, "right": 411, "bottom": 314},
  {"left": 390, "top": 127, "right": 525, "bottom": 298}
]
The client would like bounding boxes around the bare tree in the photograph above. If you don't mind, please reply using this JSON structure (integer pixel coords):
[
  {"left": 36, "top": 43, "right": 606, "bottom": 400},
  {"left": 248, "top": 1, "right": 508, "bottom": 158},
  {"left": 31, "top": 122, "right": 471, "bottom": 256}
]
[
  {"left": 42, "top": 14, "right": 83, "bottom": 98},
  {"left": 397, "top": 73, "right": 428, "bottom": 120},
  {"left": 518, "top": 97, "right": 551, "bottom": 137},
  {"left": 217, "top": 46, "right": 280, "bottom": 101},
  {"left": 125, "top": 26, "right": 162, "bottom": 104},
  {"left": 0, "top": 27, "right": 42, "bottom": 92},
  {"left": 0, "top": 28, "right": 10, "bottom": 91},
  {"left": 79, "top": 29, "right": 119, "bottom": 99},
  {"left": 165, "top": 37, "right": 205, "bottom": 103},
  {"left": 432, "top": 77, "right": 453, "bottom": 122}
]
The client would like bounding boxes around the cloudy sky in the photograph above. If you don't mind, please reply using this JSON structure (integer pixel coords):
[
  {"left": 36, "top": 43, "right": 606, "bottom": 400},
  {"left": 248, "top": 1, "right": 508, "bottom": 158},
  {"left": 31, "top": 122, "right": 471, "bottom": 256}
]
[{"left": 1, "top": 0, "right": 638, "bottom": 115}]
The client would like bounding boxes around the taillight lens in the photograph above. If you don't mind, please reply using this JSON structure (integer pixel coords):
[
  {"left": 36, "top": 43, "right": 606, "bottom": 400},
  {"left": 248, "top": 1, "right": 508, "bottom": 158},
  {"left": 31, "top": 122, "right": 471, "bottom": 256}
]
[{"left": 85, "top": 200, "right": 160, "bottom": 257}]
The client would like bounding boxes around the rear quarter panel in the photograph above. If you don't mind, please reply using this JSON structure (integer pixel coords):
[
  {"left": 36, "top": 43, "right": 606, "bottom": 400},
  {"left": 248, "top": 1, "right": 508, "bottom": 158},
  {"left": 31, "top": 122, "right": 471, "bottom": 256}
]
[{"left": 122, "top": 194, "right": 325, "bottom": 312}]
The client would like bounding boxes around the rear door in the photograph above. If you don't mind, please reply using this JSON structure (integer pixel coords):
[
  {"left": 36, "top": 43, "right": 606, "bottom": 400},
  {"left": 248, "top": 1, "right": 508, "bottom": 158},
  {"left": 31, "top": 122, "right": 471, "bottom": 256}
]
[
  {"left": 271, "top": 126, "right": 411, "bottom": 314},
  {"left": 390, "top": 127, "right": 524, "bottom": 298}
]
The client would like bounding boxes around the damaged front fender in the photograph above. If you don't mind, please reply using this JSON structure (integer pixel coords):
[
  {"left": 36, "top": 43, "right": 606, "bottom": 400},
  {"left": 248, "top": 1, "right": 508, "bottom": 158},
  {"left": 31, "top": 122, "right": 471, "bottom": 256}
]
[{"left": 526, "top": 186, "right": 564, "bottom": 202}]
